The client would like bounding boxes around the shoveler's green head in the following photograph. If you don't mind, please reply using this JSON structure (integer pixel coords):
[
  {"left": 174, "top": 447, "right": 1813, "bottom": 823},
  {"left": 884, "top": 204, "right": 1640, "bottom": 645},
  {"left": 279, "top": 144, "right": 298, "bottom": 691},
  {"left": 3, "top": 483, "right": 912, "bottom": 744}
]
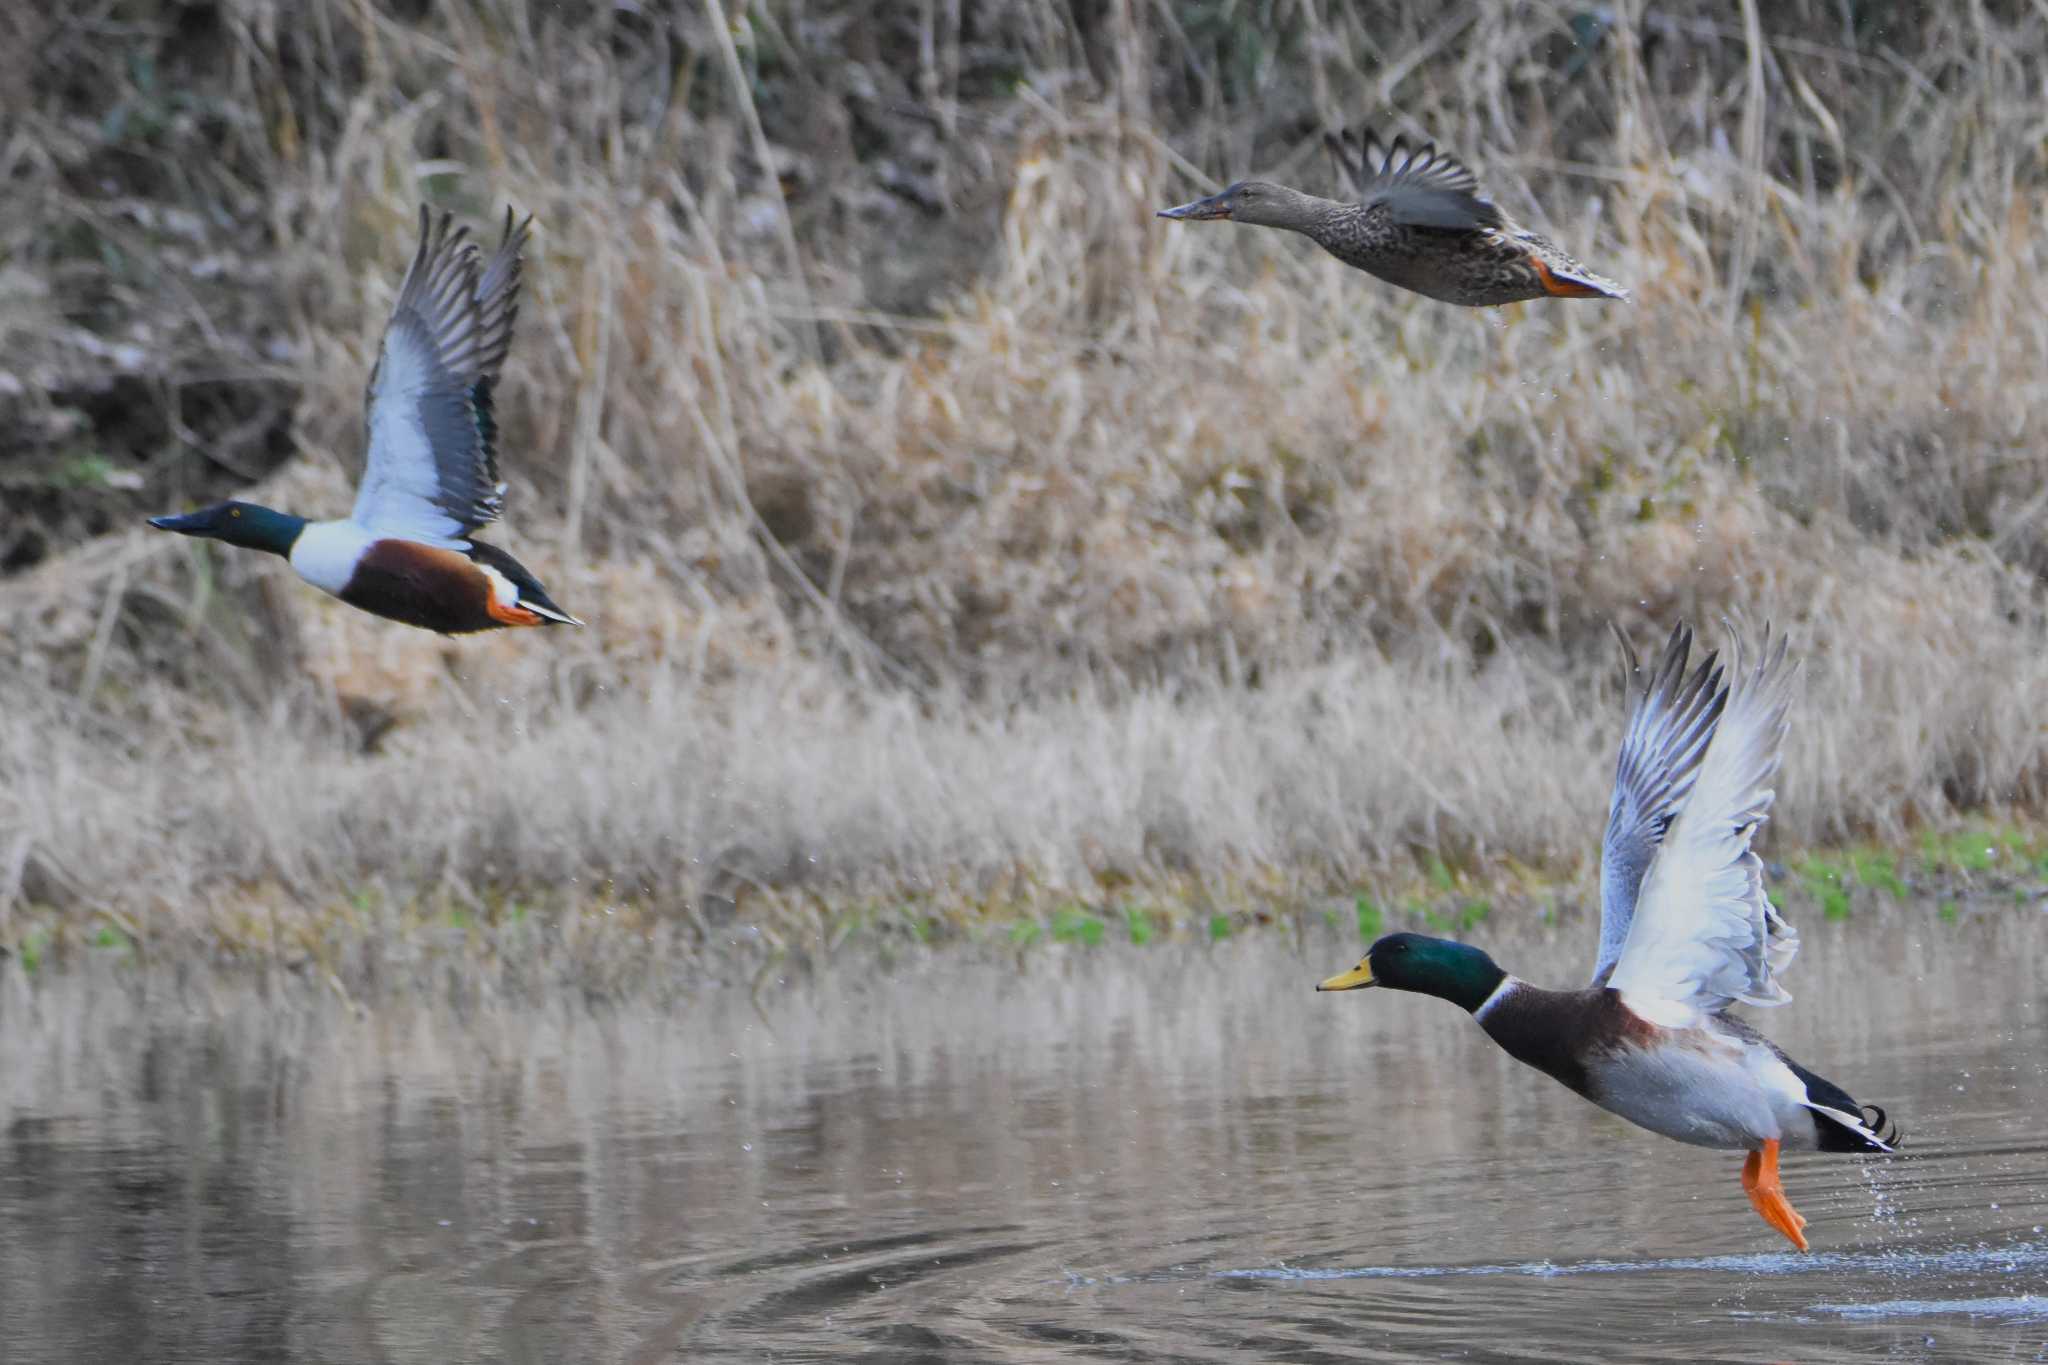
[
  {"left": 149, "top": 501, "right": 308, "bottom": 558},
  {"left": 1317, "top": 933, "right": 1507, "bottom": 1013}
]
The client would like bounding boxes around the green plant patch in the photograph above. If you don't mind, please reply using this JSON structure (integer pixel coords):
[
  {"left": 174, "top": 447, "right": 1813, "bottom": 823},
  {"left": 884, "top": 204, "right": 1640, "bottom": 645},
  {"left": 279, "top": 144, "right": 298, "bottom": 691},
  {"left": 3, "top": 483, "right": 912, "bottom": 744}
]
[
  {"left": 1355, "top": 896, "right": 1384, "bottom": 940},
  {"left": 1051, "top": 905, "right": 1105, "bottom": 947},
  {"left": 16, "top": 928, "right": 48, "bottom": 976},
  {"left": 1849, "top": 848, "right": 1906, "bottom": 898},
  {"left": 1796, "top": 857, "right": 1852, "bottom": 921}
]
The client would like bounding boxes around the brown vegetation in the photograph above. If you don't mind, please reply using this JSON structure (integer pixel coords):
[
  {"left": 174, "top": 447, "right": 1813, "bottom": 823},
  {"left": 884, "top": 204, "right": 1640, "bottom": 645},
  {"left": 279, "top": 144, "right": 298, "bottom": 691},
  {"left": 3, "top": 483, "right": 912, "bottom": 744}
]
[{"left": 6, "top": 2, "right": 2048, "bottom": 963}]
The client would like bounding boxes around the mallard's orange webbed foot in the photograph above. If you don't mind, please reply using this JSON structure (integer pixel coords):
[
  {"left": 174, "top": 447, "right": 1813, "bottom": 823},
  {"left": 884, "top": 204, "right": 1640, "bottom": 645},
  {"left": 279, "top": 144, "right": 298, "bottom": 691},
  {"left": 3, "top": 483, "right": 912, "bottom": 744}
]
[{"left": 1741, "top": 1139, "right": 1810, "bottom": 1252}]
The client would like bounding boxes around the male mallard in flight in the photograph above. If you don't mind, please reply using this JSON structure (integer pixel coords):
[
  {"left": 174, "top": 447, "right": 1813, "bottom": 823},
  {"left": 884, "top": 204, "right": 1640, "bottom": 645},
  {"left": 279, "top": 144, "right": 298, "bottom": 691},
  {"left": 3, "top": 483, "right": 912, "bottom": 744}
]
[
  {"left": 149, "top": 206, "right": 579, "bottom": 635},
  {"left": 1318, "top": 624, "right": 1896, "bottom": 1251},
  {"left": 1158, "top": 126, "right": 1628, "bottom": 306}
]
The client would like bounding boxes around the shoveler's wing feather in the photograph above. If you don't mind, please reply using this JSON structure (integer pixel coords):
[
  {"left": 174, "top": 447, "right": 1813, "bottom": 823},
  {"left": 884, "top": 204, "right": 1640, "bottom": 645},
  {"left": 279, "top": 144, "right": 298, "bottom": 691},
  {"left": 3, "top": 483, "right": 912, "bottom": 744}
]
[
  {"left": 1325, "top": 126, "right": 1504, "bottom": 231},
  {"left": 353, "top": 205, "right": 531, "bottom": 542},
  {"left": 1591, "top": 622, "right": 1728, "bottom": 985},
  {"left": 1605, "top": 626, "right": 1802, "bottom": 1017}
]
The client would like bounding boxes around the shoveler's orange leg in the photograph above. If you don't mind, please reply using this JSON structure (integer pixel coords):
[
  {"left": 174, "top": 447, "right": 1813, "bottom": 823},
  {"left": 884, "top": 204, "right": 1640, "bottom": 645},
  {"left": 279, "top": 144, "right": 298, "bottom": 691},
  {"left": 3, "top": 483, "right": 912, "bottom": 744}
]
[
  {"left": 1530, "top": 255, "right": 1605, "bottom": 298},
  {"left": 1741, "top": 1139, "right": 1810, "bottom": 1252}
]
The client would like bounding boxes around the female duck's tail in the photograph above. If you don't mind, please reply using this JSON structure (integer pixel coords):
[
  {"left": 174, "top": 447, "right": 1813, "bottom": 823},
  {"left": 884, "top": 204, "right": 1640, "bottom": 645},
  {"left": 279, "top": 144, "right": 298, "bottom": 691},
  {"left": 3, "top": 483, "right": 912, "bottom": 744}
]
[{"left": 1533, "top": 255, "right": 1631, "bottom": 301}]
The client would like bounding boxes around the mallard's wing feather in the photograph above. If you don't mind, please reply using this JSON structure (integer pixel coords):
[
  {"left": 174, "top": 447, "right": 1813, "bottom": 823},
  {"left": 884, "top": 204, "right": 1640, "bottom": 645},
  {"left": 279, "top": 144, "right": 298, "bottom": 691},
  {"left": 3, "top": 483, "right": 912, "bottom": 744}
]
[
  {"left": 1604, "top": 626, "right": 1801, "bottom": 1017},
  {"left": 1591, "top": 623, "right": 1728, "bottom": 985},
  {"left": 353, "top": 206, "right": 530, "bottom": 542},
  {"left": 1324, "top": 126, "right": 1504, "bottom": 231}
]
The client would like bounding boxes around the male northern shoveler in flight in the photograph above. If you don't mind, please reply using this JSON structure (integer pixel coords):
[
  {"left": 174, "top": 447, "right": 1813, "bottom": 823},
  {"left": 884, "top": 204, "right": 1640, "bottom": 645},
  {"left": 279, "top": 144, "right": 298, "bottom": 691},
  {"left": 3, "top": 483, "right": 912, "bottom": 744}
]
[
  {"left": 1157, "top": 125, "right": 1628, "bottom": 306},
  {"left": 1317, "top": 623, "right": 1898, "bottom": 1251},
  {"left": 149, "top": 206, "right": 579, "bottom": 635}
]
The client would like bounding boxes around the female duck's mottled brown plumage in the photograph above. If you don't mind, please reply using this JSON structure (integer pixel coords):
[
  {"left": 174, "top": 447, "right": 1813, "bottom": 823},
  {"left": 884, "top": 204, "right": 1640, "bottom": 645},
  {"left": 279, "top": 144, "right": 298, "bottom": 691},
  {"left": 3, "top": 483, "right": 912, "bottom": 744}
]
[{"left": 1158, "top": 126, "right": 1628, "bottom": 307}]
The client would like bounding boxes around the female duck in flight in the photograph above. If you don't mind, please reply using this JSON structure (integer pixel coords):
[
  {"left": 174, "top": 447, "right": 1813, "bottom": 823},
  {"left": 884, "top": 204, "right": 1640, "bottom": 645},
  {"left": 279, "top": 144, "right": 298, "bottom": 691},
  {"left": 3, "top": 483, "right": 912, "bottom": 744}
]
[{"left": 1159, "top": 125, "right": 1628, "bottom": 307}]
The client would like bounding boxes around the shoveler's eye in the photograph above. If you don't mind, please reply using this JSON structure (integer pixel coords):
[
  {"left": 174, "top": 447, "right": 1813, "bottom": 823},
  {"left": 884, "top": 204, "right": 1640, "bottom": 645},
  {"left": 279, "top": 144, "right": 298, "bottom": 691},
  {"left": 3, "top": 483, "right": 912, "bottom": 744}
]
[{"left": 230, "top": 508, "right": 241, "bottom": 517}]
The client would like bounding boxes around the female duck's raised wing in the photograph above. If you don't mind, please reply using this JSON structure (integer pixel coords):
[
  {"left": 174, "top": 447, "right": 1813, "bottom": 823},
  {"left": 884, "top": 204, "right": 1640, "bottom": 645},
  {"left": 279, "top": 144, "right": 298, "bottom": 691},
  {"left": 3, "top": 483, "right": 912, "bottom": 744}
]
[
  {"left": 353, "top": 206, "right": 531, "bottom": 544},
  {"left": 1604, "top": 627, "right": 1802, "bottom": 1022},
  {"left": 1591, "top": 623, "right": 1728, "bottom": 986},
  {"left": 1323, "top": 126, "right": 1504, "bottom": 231}
]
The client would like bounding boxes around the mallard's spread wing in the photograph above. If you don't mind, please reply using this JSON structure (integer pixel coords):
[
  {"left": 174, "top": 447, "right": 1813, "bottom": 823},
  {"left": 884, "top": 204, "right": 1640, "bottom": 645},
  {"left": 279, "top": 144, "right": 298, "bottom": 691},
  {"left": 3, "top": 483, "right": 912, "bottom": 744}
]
[
  {"left": 1604, "top": 626, "right": 1801, "bottom": 1018},
  {"left": 1591, "top": 623, "right": 1728, "bottom": 985},
  {"left": 1324, "top": 126, "right": 1504, "bottom": 231},
  {"left": 353, "top": 206, "right": 531, "bottom": 543}
]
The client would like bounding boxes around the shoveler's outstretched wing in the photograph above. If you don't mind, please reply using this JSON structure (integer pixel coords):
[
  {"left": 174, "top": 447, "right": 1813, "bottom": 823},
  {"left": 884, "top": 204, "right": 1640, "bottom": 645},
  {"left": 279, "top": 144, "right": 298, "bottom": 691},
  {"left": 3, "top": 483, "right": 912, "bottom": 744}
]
[
  {"left": 353, "top": 205, "right": 532, "bottom": 543},
  {"left": 1591, "top": 622, "right": 1728, "bottom": 986},
  {"left": 1323, "top": 126, "right": 1504, "bottom": 232},
  {"left": 1605, "top": 626, "right": 1802, "bottom": 1020}
]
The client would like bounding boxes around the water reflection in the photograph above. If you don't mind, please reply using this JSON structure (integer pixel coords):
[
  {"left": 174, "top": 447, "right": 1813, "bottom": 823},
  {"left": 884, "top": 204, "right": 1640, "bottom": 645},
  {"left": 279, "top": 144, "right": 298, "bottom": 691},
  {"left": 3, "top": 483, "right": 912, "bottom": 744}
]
[{"left": 2, "top": 913, "right": 2045, "bottom": 1361}]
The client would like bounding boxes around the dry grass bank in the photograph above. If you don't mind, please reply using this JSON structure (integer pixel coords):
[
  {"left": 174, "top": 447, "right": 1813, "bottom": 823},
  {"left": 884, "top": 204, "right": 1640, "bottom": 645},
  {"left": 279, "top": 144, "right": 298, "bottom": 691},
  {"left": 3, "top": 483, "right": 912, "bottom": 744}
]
[{"left": 5, "top": 2, "right": 2048, "bottom": 964}]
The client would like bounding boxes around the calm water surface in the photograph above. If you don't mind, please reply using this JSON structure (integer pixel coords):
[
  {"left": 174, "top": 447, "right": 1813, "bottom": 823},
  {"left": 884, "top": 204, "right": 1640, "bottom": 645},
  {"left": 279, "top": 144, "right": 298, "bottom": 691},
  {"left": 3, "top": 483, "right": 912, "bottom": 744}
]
[{"left": 3, "top": 915, "right": 2046, "bottom": 1362}]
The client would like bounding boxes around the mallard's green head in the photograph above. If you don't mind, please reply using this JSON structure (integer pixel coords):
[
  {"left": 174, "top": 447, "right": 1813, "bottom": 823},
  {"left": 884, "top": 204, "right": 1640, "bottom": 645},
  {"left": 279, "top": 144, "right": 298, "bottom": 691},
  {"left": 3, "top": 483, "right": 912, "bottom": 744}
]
[
  {"left": 1317, "top": 933, "right": 1507, "bottom": 1013},
  {"left": 149, "top": 501, "right": 308, "bottom": 558}
]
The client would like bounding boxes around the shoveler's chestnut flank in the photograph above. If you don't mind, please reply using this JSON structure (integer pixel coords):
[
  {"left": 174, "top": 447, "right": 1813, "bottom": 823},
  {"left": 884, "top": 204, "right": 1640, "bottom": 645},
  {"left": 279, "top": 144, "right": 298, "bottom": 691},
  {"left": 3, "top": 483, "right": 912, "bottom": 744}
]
[
  {"left": 330, "top": 538, "right": 566, "bottom": 633},
  {"left": 1159, "top": 125, "right": 1628, "bottom": 307},
  {"left": 149, "top": 206, "right": 579, "bottom": 636},
  {"left": 1318, "top": 624, "right": 1898, "bottom": 1252}
]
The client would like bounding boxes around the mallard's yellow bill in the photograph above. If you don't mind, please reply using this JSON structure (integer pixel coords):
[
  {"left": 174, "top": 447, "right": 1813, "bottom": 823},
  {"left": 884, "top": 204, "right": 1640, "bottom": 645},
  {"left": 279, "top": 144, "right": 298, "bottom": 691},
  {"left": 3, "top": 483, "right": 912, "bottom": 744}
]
[{"left": 1316, "top": 961, "right": 1377, "bottom": 992}]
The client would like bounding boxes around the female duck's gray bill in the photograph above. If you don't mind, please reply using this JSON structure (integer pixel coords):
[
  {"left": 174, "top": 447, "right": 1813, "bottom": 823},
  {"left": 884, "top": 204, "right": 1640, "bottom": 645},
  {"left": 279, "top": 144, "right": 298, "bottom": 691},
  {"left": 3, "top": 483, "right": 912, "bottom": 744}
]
[{"left": 1157, "top": 192, "right": 1234, "bottom": 221}]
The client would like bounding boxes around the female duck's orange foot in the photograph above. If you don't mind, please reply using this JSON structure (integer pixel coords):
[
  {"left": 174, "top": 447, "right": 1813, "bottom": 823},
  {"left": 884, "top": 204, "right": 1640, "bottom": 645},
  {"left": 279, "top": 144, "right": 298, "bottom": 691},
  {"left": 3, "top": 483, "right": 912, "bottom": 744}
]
[{"left": 1741, "top": 1139, "right": 1810, "bottom": 1252}]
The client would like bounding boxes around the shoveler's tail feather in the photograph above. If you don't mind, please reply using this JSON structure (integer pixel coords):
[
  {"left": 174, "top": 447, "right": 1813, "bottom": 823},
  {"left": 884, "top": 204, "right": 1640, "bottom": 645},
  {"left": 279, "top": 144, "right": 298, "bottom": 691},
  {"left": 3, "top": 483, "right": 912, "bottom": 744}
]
[{"left": 467, "top": 539, "right": 582, "bottom": 627}]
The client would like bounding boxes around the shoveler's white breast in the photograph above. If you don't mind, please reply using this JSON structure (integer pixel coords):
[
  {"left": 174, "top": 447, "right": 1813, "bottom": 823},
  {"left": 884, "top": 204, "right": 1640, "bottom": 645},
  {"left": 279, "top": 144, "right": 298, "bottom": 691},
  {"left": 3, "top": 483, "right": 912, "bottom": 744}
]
[{"left": 289, "top": 519, "right": 381, "bottom": 598}]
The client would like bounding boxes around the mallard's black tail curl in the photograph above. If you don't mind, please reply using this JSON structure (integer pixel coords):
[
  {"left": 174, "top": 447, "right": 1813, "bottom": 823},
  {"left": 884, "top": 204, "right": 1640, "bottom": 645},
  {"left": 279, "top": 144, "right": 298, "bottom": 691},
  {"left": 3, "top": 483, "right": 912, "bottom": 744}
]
[{"left": 1783, "top": 1054, "right": 1900, "bottom": 1152}]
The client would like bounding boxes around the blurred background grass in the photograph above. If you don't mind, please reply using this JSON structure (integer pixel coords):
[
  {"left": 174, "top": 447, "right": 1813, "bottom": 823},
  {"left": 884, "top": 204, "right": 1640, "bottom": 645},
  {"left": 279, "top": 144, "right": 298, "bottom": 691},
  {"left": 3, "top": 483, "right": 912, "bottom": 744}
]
[{"left": 5, "top": 0, "right": 2048, "bottom": 962}]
